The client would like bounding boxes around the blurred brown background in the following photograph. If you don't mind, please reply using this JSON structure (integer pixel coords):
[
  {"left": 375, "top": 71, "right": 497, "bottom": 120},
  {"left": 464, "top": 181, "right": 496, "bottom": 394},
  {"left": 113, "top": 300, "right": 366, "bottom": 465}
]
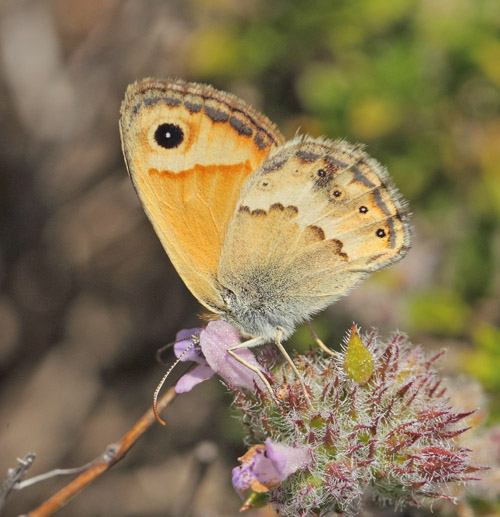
[{"left": 1, "top": 0, "right": 499, "bottom": 515}]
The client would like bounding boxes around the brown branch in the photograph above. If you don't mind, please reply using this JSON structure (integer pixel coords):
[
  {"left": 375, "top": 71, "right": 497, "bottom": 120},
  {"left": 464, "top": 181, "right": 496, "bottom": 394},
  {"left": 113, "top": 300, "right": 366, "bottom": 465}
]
[{"left": 25, "top": 385, "right": 178, "bottom": 517}]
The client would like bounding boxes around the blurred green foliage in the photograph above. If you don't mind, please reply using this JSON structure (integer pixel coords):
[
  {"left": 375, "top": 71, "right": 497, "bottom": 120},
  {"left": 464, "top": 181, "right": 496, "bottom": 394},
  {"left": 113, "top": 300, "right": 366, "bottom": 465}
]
[
  {"left": 409, "top": 288, "right": 471, "bottom": 336},
  {"left": 183, "top": 0, "right": 500, "bottom": 396},
  {"left": 466, "top": 323, "right": 500, "bottom": 391}
]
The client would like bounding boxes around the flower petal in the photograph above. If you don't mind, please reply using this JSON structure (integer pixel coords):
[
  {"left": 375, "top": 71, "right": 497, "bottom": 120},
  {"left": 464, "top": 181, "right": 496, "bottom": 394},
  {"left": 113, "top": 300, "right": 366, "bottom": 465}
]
[
  {"left": 232, "top": 440, "right": 311, "bottom": 499},
  {"left": 173, "top": 327, "right": 203, "bottom": 364},
  {"left": 175, "top": 364, "right": 215, "bottom": 393},
  {"left": 232, "top": 444, "right": 281, "bottom": 497},
  {"left": 265, "top": 438, "right": 310, "bottom": 480},
  {"left": 200, "top": 320, "right": 265, "bottom": 390}
]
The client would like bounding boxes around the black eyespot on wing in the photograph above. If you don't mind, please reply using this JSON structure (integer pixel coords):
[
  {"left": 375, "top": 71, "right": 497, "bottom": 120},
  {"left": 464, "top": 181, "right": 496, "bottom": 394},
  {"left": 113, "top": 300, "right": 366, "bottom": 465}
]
[
  {"left": 359, "top": 206, "right": 368, "bottom": 213},
  {"left": 314, "top": 168, "right": 333, "bottom": 189},
  {"left": 154, "top": 123, "right": 184, "bottom": 149},
  {"left": 333, "top": 190, "right": 341, "bottom": 198},
  {"left": 376, "top": 228, "right": 386, "bottom": 238}
]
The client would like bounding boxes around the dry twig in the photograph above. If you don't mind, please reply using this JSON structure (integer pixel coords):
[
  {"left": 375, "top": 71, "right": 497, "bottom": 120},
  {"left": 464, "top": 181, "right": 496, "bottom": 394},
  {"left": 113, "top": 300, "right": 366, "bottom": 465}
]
[
  {"left": 0, "top": 453, "right": 36, "bottom": 510},
  {"left": 24, "top": 385, "right": 177, "bottom": 517}
]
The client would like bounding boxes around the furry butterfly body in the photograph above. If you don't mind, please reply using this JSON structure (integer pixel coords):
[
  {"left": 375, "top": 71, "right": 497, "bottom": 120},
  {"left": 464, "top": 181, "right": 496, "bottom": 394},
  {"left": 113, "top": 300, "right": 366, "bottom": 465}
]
[{"left": 120, "top": 78, "right": 410, "bottom": 345}]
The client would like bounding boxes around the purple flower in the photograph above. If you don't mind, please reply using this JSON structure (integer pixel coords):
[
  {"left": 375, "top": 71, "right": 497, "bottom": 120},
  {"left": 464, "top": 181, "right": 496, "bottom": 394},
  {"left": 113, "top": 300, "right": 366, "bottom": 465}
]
[
  {"left": 232, "top": 438, "right": 310, "bottom": 498},
  {"left": 174, "top": 321, "right": 264, "bottom": 393},
  {"left": 265, "top": 439, "right": 310, "bottom": 480},
  {"left": 173, "top": 327, "right": 213, "bottom": 393}
]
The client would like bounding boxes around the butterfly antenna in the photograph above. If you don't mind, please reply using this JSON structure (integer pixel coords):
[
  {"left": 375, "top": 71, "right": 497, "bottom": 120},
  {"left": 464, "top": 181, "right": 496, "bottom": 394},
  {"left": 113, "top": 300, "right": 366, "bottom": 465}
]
[
  {"left": 153, "top": 338, "right": 198, "bottom": 425},
  {"left": 155, "top": 340, "right": 177, "bottom": 364}
]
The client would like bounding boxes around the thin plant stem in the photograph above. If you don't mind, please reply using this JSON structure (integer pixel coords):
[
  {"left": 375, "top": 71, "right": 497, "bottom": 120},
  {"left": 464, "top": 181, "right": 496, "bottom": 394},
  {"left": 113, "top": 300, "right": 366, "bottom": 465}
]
[{"left": 25, "top": 384, "right": 178, "bottom": 517}]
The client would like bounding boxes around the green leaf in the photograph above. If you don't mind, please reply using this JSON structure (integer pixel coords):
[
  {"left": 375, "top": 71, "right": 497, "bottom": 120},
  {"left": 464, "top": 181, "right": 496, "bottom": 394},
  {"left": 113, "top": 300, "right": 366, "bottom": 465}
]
[{"left": 343, "top": 324, "right": 374, "bottom": 386}]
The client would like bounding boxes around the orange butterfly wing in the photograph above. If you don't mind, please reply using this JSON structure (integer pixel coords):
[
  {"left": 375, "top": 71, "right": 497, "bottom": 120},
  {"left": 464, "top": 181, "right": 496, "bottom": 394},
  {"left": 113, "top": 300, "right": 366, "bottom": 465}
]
[{"left": 119, "top": 78, "right": 285, "bottom": 310}]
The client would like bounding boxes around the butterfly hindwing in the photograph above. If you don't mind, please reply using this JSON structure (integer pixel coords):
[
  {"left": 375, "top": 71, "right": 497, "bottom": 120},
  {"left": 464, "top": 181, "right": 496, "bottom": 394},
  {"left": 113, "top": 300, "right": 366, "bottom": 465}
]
[{"left": 217, "top": 136, "right": 411, "bottom": 324}]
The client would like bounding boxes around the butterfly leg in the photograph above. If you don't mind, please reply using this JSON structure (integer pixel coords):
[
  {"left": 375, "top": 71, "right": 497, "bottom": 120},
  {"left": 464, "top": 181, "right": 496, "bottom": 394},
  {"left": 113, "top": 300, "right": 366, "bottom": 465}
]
[
  {"left": 227, "top": 338, "right": 278, "bottom": 403},
  {"left": 274, "top": 330, "right": 314, "bottom": 410},
  {"left": 306, "top": 321, "right": 340, "bottom": 358}
]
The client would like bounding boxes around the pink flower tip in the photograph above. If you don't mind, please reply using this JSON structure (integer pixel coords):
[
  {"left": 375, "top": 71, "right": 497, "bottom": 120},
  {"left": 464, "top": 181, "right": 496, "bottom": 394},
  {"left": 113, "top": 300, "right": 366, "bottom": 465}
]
[
  {"left": 174, "top": 321, "right": 265, "bottom": 393},
  {"left": 232, "top": 439, "right": 310, "bottom": 498},
  {"left": 173, "top": 327, "right": 213, "bottom": 393}
]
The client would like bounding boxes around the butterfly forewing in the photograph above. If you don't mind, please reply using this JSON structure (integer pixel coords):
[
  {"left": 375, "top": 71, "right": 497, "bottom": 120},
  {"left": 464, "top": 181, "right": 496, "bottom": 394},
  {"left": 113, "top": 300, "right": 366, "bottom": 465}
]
[{"left": 120, "top": 78, "right": 285, "bottom": 309}]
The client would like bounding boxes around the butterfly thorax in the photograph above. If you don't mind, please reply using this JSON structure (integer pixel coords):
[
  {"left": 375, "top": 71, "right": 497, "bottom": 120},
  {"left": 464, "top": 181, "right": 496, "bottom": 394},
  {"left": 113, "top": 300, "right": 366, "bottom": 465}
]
[
  {"left": 214, "top": 273, "right": 324, "bottom": 343},
  {"left": 217, "top": 288, "right": 295, "bottom": 342}
]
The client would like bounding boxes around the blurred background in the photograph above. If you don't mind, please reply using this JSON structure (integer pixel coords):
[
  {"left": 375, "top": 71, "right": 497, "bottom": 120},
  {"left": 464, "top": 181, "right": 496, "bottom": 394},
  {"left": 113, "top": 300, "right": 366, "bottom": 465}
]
[{"left": 0, "top": 0, "right": 499, "bottom": 515}]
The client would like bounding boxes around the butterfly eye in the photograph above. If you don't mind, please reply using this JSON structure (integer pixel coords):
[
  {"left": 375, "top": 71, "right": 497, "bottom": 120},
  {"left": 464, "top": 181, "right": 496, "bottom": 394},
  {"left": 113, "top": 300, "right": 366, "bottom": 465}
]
[{"left": 154, "top": 123, "right": 184, "bottom": 149}]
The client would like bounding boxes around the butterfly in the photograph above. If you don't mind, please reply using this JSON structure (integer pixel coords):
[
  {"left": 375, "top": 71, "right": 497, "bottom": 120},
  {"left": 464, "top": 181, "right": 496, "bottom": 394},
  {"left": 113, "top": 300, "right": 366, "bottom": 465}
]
[{"left": 119, "top": 78, "right": 411, "bottom": 392}]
